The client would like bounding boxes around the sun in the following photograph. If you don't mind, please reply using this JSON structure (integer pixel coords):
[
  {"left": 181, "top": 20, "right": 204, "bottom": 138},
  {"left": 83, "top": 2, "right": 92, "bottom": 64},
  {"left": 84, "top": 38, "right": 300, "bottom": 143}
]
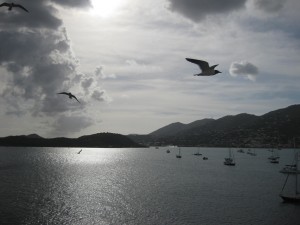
[{"left": 90, "top": 0, "right": 124, "bottom": 18}]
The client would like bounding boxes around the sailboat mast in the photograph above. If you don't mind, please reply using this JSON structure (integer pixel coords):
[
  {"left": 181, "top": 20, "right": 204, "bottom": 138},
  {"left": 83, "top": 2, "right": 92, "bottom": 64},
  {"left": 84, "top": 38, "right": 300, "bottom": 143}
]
[
  {"left": 281, "top": 174, "right": 290, "bottom": 193},
  {"left": 296, "top": 152, "right": 299, "bottom": 195}
]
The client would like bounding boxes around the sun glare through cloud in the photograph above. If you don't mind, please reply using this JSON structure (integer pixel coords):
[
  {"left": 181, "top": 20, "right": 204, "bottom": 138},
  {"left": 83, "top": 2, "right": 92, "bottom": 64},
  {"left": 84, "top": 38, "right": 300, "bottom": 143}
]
[{"left": 90, "top": 0, "right": 125, "bottom": 17}]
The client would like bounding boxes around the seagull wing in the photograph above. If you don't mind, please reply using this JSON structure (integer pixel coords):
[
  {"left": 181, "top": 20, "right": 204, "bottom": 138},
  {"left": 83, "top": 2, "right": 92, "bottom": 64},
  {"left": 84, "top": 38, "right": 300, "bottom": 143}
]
[
  {"left": 0, "top": 3, "right": 10, "bottom": 7},
  {"left": 211, "top": 64, "right": 219, "bottom": 69},
  {"left": 14, "top": 4, "right": 29, "bottom": 12},
  {"left": 186, "top": 58, "right": 210, "bottom": 71},
  {"left": 72, "top": 95, "right": 80, "bottom": 103},
  {"left": 57, "top": 92, "right": 69, "bottom": 95}
]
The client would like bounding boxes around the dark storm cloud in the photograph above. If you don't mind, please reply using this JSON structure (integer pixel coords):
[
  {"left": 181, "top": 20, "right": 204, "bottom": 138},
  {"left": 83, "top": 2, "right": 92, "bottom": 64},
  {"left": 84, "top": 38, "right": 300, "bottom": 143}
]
[
  {"left": 230, "top": 61, "right": 259, "bottom": 81},
  {"left": 0, "top": 0, "right": 95, "bottom": 136},
  {"left": 253, "top": 0, "right": 286, "bottom": 13},
  {"left": 38, "top": 95, "right": 85, "bottom": 117},
  {"left": 0, "top": 1, "right": 62, "bottom": 29},
  {"left": 0, "top": 0, "right": 91, "bottom": 30},
  {"left": 0, "top": 0, "right": 89, "bottom": 117},
  {"left": 167, "top": 0, "right": 247, "bottom": 22},
  {"left": 0, "top": 29, "right": 75, "bottom": 99}
]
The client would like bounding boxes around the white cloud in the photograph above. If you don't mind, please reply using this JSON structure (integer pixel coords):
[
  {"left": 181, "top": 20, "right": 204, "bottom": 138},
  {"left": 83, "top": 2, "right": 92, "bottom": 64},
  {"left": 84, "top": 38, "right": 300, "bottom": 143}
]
[{"left": 95, "top": 66, "right": 116, "bottom": 79}]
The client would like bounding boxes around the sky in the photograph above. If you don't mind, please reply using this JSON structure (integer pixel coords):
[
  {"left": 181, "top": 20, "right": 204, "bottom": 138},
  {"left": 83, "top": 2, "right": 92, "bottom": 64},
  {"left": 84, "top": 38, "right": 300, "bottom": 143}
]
[{"left": 0, "top": 0, "right": 300, "bottom": 138}]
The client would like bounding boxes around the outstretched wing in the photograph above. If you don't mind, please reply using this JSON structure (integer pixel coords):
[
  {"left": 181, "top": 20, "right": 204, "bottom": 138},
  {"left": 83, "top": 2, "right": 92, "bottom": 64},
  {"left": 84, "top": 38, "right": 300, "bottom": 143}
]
[
  {"left": 57, "top": 92, "right": 69, "bottom": 95},
  {"left": 186, "top": 58, "right": 210, "bottom": 71},
  {"left": 0, "top": 3, "right": 10, "bottom": 7},
  {"left": 14, "top": 4, "right": 29, "bottom": 12},
  {"left": 72, "top": 95, "right": 80, "bottom": 103}
]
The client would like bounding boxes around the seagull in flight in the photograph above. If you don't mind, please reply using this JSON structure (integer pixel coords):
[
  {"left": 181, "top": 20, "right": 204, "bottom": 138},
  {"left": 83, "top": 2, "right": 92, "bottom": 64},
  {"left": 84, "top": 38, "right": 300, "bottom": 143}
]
[
  {"left": 0, "top": 2, "right": 29, "bottom": 12},
  {"left": 57, "top": 92, "right": 80, "bottom": 103},
  {"left": 186, "top": 58, "right": 221, "bottom": 76}
]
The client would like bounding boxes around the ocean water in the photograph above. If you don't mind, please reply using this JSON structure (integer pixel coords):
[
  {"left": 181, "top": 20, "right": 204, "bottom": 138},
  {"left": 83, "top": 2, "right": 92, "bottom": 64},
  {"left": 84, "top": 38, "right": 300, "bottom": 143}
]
[{"left": 0, "top": 146, "right": 299, "bottom": 225}]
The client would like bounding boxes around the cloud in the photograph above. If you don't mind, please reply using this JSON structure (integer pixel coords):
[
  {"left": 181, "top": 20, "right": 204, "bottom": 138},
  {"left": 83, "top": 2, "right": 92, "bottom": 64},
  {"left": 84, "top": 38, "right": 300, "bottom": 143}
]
[
  {"left": 91, "top": 90, "right": 111, "bottom": 102},
  {"left": 51, "top": 115, "right": 93, "bottom": 137},
  {"left": 230, "top": 61, "right": 259, "bottom": 81},
  {"left": 81, "top": 78, "right": 94, "bottom": 94},
  {"left": 119, "top": 59, "right": 162, "bottom": 76},
  {"left": 95, "top": 66, "right": 116, "bottom": 79},
  {"left": 0, "top": 0, "right": 92, "bottom": 122},
  {"left": 0, "top": 1, "right": 62, "bottom": 30},
  {"left": 167, "top": 0, "right": 247, "bottom": 22},
  {"left": 51, "top": 0, "right": 92, "bottom": 9},
  {"left": 0, "top": 28, "right": 81, "bottom": 115},
  {"left": 253, "top": 0, "right": 286, "bottom": 13},
  {"left": 77, "top": 66, "right": 113, "bottom": 103},
  {"left": 0, "top": 0, "right": 91, "bottom": 30}
]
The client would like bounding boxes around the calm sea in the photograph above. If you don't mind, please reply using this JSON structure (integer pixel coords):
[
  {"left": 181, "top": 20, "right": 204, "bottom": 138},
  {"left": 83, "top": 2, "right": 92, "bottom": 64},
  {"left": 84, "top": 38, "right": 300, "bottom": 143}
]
[{"left": 0, "top": 147, "right": 299, "bottom": 225}]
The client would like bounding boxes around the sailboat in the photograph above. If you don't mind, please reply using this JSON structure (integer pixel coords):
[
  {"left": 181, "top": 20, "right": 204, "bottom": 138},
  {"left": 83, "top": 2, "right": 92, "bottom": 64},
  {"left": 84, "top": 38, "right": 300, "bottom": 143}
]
[
  {"left": 193, "top": 147, "right": 202, "bottom": 156},
  {"left": 237, "top": 148, "right": 244, "bottom": 153},
  {"left": 280, "top": 141, "right": 299, "bottom": 173},
  {"left": 176, "top": 147, "right": 182, "bottom": 158},
  {"left": 280, "top": 164, "right": 299, "bottom": 174},
  {"left": 224, "top": 148, "right": 235, "bottom": 166},
  {"left": 269, "top": 147, "right": 279, "bottom": 163},
  {"left": 247, "top": 148, "right": 256, "bottom": 156},
  {"left": 250, "top": 149, "right": 257, "bottom": 156},
  {"left": 279, "top": 152, "right": 300, "bottom": 203}
]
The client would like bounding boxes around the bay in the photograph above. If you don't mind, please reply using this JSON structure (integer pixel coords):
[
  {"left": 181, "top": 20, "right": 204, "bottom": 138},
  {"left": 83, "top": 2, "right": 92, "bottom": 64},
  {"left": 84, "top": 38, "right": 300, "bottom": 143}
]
[{"left": 0, "top": 147, "right": 299, "bottom": 225}]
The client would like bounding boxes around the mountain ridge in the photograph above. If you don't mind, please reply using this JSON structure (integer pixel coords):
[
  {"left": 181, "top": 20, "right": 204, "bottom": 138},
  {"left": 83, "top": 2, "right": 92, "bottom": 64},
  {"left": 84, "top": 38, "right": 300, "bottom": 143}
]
[
  {"left": 0, "top": 132, "right": 143, "bottom": 148},
  {"left": 129, "top": 104, "right": 300, "bottom": 147},
  {"left": 1, "top": 104, "right": 299, "bottom": 148}
]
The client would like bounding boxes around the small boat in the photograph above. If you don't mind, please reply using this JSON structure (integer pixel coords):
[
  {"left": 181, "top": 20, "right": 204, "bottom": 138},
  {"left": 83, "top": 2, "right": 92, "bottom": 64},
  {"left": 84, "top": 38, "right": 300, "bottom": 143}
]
[
  {"left": 270, "top": 158, "right": 279, "bottom": 164},
  {"left": 203, "top": 157, "right": 208, "bottom": 160},
  {"left": 176, "top": 147, "right": 182, "bottom": 158},
  {"left": 224, "top": 148, "right": 235, "bottom": 166},
  {"left": 237, "top": 148, "right": 244, "bottom": 153},
  {"left": 269, "top": 147, "right": 280, "bottom": 163},
  {"left": 247, "top": 149, "right": 256, "bottom": 156},
  {"left": 280, "top": 139, "right": 299, "bottom": 174},
  {"left": 279, "top": 151, "right": 300, "bottom": 203},
  {"left": 193, "top": 147, "right": 202, "bottom": 156},
  {"left": 77, "top": 149, "right": 82, "bottom": 154},
  {"left": 166, "top": 149, "right": 170, "bottom": 153},
  {"left": 251, "top": 149, "right": 257, "bottom": 156},
  {"left": 280, "top": 164, "right": 300, "bottom": 174}
]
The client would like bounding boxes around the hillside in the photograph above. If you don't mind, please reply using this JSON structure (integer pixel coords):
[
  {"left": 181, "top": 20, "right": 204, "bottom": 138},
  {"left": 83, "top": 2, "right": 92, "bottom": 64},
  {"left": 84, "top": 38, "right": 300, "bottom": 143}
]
[
  {"left": 149, "top": 119, "right": 215, "bottom": 137},
  {"left": 0, "top": 132, "right": 143, "bottom": 148},
  {"left": 129, "top": 104, "right": 300, "bottom": 148}
]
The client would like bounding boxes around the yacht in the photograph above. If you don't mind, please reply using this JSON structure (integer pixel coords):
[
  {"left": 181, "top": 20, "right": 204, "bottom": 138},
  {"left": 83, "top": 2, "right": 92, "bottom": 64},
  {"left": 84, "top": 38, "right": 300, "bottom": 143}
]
[
  {"left": 279, "top": 152, "right": 300, "bottom": 203},
  {"left": 224, "top": 148, "right": 236, "bottom": 166},
  {"left": 176, "top": 147, "right": 182, "bottom": 158}
]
